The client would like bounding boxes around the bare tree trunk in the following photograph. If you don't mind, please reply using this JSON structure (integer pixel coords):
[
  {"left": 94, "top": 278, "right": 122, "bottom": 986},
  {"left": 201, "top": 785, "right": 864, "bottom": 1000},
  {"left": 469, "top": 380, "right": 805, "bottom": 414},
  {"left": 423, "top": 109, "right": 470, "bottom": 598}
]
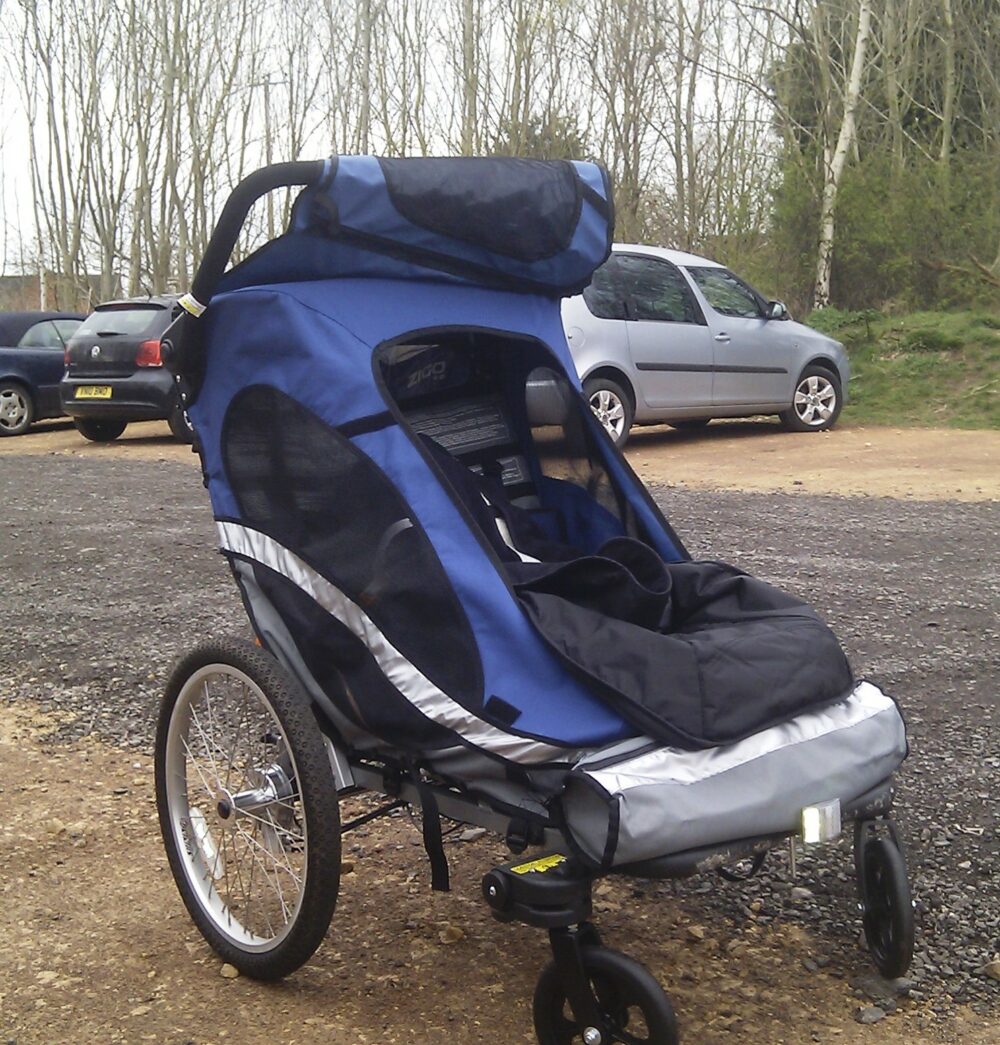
[
  {"left": 672, "top": 0, "right": 686, "bottom": 246},
  {"left": 938, "top": 0, "right": 956, "bottom": 181},
  {"left": 883, "top": 0, "right": 904, "bottom": 178},
  {"left": 460, "top": 0, "right": 479, "bottom": 154},
  {"left": 814, "top": 0, "right": 873, "bottom": 309}
]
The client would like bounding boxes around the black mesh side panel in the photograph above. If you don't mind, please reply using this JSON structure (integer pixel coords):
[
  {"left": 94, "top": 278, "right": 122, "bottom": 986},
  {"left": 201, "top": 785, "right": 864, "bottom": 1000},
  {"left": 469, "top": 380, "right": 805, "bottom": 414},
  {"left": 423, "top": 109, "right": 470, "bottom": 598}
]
[
  {"left": 251, "top": 562, "right": 455, "bottom": 750},
  {"left": 223, "top": 384, "right": 482, "bottom": 708},
  {"left": 526, "top": 368, "right": 639, "bottom": 552},
  {"left": 378, "top": 157, "right": 580, "bottom": 262}
]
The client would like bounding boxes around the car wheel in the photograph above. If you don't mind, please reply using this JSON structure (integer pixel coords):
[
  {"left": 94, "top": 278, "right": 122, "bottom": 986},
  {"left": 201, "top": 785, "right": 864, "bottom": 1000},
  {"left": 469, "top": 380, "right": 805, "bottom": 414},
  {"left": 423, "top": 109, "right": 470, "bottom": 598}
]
[
  {"left": 73, "top": 418, "right": 128, "bottom": 442},
  {"left": 780, "top": 366, "right": 842, "bottom": 432},
  {"left": 584, "top": 376, "right": 634, "bottom": 447},
  {"left": 0, "top": 382, "right": 34, "bottom": 436},
  {"left": 168, "top": 404, "right": 195, "bottom": 444},
  {"left": 670, "top": 419, "right": 711, "bottom": 430}
]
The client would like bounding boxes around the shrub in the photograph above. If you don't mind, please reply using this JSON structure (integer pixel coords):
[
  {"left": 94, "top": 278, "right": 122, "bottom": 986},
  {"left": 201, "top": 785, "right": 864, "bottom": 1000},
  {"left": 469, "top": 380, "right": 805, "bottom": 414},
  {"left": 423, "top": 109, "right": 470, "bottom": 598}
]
[{"left": 901, "top": 329, "right": 963, "bottom": 353}]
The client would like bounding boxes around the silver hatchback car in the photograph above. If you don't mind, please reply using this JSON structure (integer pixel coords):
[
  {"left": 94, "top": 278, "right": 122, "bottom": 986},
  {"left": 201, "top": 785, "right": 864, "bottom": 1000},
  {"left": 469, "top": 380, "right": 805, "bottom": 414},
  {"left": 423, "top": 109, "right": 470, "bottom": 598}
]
[{"left": 562, "top": 244, "right": 850, "bottom": 445}]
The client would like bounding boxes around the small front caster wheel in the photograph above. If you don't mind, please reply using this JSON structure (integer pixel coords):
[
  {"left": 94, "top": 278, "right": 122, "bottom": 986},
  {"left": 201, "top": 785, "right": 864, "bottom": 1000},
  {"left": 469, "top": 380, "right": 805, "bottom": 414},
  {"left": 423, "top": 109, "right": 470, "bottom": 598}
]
[
  {"left": 533, "top": 946, "right": 678, "bottom": 1044},
  {"left": 855, "top": 827, "right": 914, "bottom": 978}
]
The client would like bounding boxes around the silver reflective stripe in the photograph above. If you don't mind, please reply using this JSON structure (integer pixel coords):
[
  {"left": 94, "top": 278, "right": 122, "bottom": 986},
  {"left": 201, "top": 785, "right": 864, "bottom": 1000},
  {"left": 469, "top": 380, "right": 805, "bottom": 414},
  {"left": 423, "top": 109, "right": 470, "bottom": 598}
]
[
  {"left": 217, "top": 521, "right": 578, "bottom": 765},
  {"left": 582, "top": 681, "right": 895, "bottom": 792}
]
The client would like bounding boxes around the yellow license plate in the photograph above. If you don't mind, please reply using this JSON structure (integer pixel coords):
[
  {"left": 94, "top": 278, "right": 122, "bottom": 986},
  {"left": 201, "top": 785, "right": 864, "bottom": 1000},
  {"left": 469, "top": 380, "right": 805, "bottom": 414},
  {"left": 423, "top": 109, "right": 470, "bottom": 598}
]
[{"left": 75, "top": 386, "right": 113, "bottom": 399}]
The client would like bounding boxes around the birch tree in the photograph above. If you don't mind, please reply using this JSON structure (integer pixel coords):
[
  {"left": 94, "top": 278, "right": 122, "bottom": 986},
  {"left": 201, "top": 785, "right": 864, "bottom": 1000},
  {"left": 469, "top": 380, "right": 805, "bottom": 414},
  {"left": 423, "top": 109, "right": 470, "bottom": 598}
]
[{"left": 813, "top": 0, "right": 873, "bottom": 307}]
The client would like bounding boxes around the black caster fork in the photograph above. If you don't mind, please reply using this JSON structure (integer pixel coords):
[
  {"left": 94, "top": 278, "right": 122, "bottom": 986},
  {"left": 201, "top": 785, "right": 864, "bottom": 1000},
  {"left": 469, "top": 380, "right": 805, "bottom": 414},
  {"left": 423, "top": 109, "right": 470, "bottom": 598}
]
[
  {"left": 854, "top": 818, "right": 915, "bottom": 979},
  {"left": 483, "top": 853, "right": 679, "bottom": 1044}
]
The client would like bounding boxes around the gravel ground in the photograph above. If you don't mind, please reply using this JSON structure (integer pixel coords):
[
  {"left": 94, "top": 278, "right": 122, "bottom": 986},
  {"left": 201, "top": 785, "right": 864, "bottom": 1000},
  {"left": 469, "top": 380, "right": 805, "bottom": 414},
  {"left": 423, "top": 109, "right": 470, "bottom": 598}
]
[
  {"left": 2, "top": 452, "right": 998, "bottom": 1023},
  {"left": 652, "top": 481, "right": 1000, "bottom": 1018}
]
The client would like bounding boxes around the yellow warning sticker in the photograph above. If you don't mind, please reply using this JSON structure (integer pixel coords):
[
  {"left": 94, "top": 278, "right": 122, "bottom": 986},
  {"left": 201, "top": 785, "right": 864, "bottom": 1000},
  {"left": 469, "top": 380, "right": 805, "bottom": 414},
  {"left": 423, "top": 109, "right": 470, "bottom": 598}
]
[{"left": 510, "top": 853, "right": 567, "bottom": 875}]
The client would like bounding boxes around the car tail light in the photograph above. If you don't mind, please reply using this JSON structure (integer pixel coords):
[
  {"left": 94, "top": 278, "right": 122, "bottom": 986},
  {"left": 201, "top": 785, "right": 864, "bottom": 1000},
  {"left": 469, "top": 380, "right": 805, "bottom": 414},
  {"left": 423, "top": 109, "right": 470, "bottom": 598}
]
[
  {"left": 136, "top": 339, "right": 163, "bottom": 367},
  {"left": 64, "top": 346, "right": 71, "bottom": 366}
]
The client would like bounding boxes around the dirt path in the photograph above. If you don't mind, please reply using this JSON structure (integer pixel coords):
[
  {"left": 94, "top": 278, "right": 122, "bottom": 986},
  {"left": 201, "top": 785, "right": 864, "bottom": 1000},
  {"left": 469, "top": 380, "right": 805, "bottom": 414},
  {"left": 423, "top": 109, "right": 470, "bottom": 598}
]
[
  {"left": 5, "top": 418, "right": 998, "bottom": 501},
  {"left": 624, "top": 422, "right": 999, "bottom": 501},
  {"left": 1, "top": 702, "right": 993, "bottom": 1045}
]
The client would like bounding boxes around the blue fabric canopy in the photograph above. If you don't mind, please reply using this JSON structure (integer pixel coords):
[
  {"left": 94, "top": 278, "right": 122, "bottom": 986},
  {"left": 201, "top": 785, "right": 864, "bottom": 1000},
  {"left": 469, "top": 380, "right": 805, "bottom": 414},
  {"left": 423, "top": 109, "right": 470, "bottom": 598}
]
[{"left": 216, "top": 156, "right": 614, "bottom": 298}]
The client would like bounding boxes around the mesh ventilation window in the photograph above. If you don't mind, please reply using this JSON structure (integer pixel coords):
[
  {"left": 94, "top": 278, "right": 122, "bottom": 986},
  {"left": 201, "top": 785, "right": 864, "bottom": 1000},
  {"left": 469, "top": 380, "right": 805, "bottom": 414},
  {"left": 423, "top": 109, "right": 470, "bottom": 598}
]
[
  {"left": 250, "top": 562, "right": 456, "bottom": 751},
  {"left": 524, "top": 367, "right": 636, "bottom": 552},
  {"left": 223, "top": 384, "right": 482, "bottom": 707}
]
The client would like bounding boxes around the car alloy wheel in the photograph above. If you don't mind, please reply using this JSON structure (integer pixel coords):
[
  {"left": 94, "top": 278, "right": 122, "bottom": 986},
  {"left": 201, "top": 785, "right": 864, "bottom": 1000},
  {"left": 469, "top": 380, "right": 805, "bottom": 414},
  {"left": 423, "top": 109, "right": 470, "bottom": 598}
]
[
  {"left": 0, "top": 383, "right": 32, "bottom": 436},
  {"left": 793, "top": 373, "right": 837, "bottom": 427},
  {"left": 591, "top": 388, "right": 626, "bottom": 439},
  {"left": 583, "top": 376, "right": 634, "bottom": 447}
]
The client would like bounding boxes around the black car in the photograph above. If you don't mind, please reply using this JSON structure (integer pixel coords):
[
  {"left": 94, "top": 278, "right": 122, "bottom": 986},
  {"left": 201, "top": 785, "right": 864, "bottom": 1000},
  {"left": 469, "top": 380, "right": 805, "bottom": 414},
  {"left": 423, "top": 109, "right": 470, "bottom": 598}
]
[
  {"left": 61, "top": 296, "right": 193, "bottom": 442},
  {"left": 0, "top": 311, "right": 85, "bottom": 436}
]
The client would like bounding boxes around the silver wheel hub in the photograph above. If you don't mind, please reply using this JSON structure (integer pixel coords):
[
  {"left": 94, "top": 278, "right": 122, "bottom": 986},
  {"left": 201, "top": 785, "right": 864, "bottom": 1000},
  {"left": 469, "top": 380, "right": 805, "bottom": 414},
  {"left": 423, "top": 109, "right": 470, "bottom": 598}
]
[
  {"left": 212, "top": 763, "right": 294, "bottom": 833},
  {"left": 0, "top": 389, "right": 27, "bottom": 428},
  {"left": 589, "top": 389, "right": 625, "bottom": 439},
  {"left": 794, "top": 375, "right": 836, "bottom": 425}
]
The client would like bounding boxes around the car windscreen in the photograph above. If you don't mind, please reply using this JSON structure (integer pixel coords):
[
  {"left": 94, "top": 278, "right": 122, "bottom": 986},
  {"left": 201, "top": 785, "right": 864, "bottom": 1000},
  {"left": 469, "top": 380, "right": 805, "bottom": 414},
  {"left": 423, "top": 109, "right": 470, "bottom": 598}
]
[
  {"left": 72, "top": 305, "right": 166, "bottom": 338},
  {"left": 684, "top": 267, "right": 764, "bottom": 319}
]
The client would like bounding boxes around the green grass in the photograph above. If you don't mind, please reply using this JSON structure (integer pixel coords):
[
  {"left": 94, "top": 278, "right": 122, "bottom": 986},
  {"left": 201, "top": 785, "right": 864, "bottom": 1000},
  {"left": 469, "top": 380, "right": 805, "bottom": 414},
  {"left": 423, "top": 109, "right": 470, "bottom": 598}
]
[{"left": 806, "top": 308, "right": 1000, "bottom": 429}]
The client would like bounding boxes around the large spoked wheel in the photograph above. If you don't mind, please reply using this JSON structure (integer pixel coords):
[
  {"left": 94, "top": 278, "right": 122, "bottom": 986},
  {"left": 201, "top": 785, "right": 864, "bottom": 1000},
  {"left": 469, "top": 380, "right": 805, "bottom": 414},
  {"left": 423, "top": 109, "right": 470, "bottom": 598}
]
[
  {"left": 533, "top": 947, "right": 678, "bottom": 1045},
  {"left": 780, "top": 366, "right": 842, "bottom": 432},
  {"left": 0, "top": 381, "right": 33, "bottom": 436},
  {"left": 155, "top": 639, "right": 341, "bottom": 980},
  {"left": 855, "top": 824, "right": 914, "bottom": 979},
  {"left": 584, "top": 377, "right": 634, "bottom": 448}
]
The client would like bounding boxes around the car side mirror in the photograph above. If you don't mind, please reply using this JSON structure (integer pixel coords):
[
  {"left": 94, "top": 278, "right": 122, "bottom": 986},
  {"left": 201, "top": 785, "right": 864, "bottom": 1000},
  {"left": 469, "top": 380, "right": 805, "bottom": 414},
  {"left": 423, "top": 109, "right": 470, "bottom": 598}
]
[{"left": 767, "top": 300, "right": 789, "bottom": 320}]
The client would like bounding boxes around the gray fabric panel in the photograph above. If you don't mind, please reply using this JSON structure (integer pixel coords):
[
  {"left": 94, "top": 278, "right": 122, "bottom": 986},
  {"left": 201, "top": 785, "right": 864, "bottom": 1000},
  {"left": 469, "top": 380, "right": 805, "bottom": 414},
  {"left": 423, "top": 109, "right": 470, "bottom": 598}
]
[
  {"left": 426, "top": 745, "right": 553, "bottom": 820},
  {"left": 563, "top": 685, "right": 907, "bottom": 865}
]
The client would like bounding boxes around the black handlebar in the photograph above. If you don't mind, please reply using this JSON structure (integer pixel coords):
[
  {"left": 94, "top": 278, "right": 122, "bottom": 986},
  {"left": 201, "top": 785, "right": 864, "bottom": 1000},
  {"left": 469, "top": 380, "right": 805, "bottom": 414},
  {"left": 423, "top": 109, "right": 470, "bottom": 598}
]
[
  {"left": 161, "top": 160, "right": 325, "bottom": 406},
  {"left": 189, "top": 159, "right": 325, "bottom": 307}
]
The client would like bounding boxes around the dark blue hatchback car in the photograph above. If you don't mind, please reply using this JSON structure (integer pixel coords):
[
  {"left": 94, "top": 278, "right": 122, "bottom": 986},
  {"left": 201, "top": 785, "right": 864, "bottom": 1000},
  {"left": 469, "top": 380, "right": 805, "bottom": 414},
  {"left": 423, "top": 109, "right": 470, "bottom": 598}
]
[
  {"left": 0, "top": 311, "right": 85, "bottom": 436},
  {"left": 61, "top": 295, "right": 193, "bottom": 442}
]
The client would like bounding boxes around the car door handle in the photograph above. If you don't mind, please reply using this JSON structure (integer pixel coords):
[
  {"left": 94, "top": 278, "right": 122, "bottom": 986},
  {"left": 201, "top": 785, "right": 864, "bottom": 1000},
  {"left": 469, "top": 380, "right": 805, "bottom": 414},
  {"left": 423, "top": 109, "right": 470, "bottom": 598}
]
[{"left": 714, "top": 333, "right": 730, "bottom": 343}]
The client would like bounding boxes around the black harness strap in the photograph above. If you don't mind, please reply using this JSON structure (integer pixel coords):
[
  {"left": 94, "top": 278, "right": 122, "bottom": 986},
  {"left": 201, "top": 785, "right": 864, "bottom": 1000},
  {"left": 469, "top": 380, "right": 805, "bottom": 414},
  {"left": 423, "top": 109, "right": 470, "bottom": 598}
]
[{"left": 416, "top": 778, "right": 451, "bottom": 892}]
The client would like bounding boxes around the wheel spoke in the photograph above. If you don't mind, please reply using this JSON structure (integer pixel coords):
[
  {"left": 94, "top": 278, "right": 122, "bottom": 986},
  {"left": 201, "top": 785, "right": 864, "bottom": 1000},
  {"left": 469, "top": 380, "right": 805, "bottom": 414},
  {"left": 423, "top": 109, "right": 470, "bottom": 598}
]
[
  {"left": 165, "top": 659, "right": 313, "bottom": 950},
  {"left": 237, "top": 824, "right": 294, "bottom": 921},
  {"left": 236, "top": 819, "right": 303, "bottom": 886},
  {"left": 181, "top": 736, "right": 220, "bottom": 801},
  {"left": 225, "top": 680, "right": 252, "bottom": 790},
  {"left": 237, "top": 805, "right": 305, "bottom": 839},
  {"left": 189, "top": 703, "right": 223, "bottom": 782}
]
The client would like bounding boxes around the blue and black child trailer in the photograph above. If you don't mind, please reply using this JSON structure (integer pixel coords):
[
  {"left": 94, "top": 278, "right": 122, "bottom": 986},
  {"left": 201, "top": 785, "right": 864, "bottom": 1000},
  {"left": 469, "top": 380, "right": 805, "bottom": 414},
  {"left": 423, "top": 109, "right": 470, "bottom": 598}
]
[{"left": 154, "top": 156, "right": 913, "bottom": 1043}]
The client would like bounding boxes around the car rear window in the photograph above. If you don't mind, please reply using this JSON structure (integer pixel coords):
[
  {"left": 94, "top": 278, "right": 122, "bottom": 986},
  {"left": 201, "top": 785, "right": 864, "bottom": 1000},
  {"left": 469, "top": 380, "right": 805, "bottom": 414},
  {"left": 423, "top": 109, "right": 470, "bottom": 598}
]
[{"left": 73, "top": 306, "right": 167, "bottom": 338}]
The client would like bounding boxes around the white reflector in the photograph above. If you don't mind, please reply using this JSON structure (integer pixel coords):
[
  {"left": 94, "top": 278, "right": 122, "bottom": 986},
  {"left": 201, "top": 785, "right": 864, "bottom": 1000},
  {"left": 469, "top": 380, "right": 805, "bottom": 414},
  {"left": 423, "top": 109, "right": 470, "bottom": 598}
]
[{"left": 801, "top": 799, "right": 841, "bottom": 844}]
